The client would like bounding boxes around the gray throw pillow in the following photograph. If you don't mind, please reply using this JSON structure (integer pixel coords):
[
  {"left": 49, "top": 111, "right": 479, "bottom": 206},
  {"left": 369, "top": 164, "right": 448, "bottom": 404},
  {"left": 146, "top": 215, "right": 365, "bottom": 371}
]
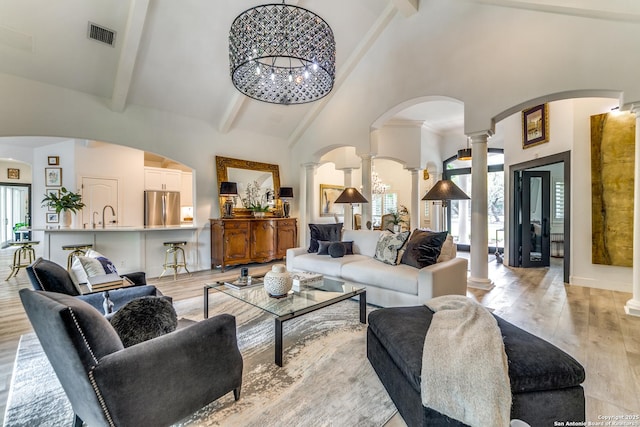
[
  {"left": 328, "top": 242, "right": 346, "bottom": 258},
  {"left": 110, "top": 296, "right": 177, "bottom": 347},
  {"left": 308, "top": 223, "right": 343, "bottom": 253},
  {"left": 318, "top": 240, "right": 353, "bottom": 255},
  {"left": 400, "top": 230, "right": 449, "bottom": 268}
]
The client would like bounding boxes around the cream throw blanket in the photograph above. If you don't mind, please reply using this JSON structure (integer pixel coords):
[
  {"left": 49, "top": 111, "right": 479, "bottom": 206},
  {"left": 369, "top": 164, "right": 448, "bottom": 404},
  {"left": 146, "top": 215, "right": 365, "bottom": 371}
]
[{"left": 421, "top": 295, "right": 511, "bottom": 427}]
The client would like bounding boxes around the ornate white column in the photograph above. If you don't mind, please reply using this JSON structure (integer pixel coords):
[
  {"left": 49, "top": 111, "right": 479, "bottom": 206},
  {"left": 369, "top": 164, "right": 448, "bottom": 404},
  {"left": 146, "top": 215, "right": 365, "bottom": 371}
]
[
  {"left": 409, "top": 168, "right": 420, "bottom": 231},
  {"left": 467, "top": 131, "right": 494, "bottom": 290},
  {"left": 626, "top": 105, "right": 640, "bottom": 316},
  {"left": 301, "top": 162, "right": 318, "bottom": 247},
  {"left": 360, "top": 154, "right": 373, "bottom": 227},
  {"left": 341, "top": 168, "right": 354, "bottom": 229}
]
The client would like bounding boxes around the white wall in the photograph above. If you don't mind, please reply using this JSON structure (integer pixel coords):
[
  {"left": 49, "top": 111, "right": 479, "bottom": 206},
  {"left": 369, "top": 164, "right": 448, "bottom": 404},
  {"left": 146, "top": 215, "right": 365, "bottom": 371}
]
[
  {"left": 0, "top": 160, "right": 31, "bottom": 184},
  {"left": 75, "top": 141, "right": 145, "bottom": 226},
  {"left": 500, "top": 97, "right": 630, "bottom": 292}
]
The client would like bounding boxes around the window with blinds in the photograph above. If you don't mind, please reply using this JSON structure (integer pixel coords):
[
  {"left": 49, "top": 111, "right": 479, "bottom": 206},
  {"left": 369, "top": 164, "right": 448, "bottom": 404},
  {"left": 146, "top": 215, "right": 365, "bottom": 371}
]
[{"left": 372, "top": 193, "right": 398, "bottom": 227}]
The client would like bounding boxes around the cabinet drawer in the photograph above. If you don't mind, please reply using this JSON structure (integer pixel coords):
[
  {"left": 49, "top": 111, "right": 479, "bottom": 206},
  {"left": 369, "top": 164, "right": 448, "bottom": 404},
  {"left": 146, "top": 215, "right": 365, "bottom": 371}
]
[
  {"left": 223, "top": 221, "right": 249, "bottom": 231},
  {"left": 278, "top": 219, "right": 297, "bottom": 228}
]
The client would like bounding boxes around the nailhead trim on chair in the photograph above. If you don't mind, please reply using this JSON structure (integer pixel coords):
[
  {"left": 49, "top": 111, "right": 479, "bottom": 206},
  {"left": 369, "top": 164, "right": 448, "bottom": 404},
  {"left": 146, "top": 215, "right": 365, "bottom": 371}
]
[
  {"left": 69, "top": 308, "right": 116, "bottom": 427},
  {"left": 67, "top": 308, "right": 99, "bottom": 366},
  {"left": 88, "top": 369, "right": 116, "bottom": 427}
]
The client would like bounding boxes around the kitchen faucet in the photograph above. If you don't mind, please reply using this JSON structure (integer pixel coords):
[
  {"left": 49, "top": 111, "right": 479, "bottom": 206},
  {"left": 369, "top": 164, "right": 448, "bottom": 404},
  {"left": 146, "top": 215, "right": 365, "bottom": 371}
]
[{"left": 102, "top": 205, "right": 116, "bottom": 228}]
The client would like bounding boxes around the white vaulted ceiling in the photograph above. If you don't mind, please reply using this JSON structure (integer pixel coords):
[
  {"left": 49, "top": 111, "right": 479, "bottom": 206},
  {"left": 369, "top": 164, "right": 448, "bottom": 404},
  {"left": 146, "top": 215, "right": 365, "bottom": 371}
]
[{"left": 0, "top": 0, "right": 638, "bottom": 143}]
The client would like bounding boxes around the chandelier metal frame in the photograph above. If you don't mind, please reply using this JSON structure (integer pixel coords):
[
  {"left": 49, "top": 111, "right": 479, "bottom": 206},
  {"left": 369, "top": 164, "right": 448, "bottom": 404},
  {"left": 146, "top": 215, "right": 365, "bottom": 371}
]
[{"left": 229, "top": 2, "right": 336, "bottom": 105}]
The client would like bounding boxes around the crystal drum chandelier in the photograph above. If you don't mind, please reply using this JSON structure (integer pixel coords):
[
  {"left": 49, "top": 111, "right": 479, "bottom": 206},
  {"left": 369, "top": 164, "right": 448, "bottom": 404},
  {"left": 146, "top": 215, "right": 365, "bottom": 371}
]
[{"left": 229, "top": 2, "right": 336, "bottom": 105}]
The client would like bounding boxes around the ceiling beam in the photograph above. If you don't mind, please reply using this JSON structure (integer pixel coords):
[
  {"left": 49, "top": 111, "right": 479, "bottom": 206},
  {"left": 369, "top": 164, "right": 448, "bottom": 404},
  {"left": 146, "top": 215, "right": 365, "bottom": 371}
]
[
  {"left": 111, "top": 0, "right": 150, "bottom": 113},
  {"left": 288, "top": 2, "right": 398, "bottom": 147},
  {"left": 218, "top": 93, "right": 246, "bottom": 134},
  {"left": 393, "top": 0, "right": 419, "bottom": 17}
]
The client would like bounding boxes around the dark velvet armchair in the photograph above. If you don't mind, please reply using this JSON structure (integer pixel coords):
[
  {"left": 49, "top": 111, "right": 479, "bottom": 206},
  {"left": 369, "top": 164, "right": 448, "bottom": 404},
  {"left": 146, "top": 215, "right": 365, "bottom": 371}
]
[
  {"left": 26, "top": 257, "right": 164, "bottom": 313},
  {"left": 20, "top": 289, "right": 243, "bottom": 427}
]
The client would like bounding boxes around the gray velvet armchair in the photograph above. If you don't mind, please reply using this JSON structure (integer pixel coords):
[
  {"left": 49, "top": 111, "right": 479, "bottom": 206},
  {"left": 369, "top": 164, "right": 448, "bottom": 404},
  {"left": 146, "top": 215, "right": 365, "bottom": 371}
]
[
  {"left": 20, "top": 289, "right": 243, "bottom": 427},
  {"left": 26, "top": 257, "right": 164, "bottom": 314}
]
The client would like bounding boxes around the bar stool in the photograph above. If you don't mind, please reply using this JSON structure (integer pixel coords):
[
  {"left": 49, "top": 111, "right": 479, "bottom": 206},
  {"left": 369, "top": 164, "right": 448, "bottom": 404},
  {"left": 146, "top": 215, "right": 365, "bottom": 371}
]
[
  {"left": 160, "top": 241, "right": 191, "bottom": 280},
  {"left": 62, "top": 243, "right": 93, "bottom": 270},
  {"left": 6, "top": 240, "right": 39, "bottom": 281}
]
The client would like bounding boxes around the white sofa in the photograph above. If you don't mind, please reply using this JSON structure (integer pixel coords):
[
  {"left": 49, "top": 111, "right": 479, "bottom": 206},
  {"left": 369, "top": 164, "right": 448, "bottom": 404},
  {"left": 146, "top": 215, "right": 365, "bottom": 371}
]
[{"left": 286, "top": 229, "right": 468, "bottom": 307}]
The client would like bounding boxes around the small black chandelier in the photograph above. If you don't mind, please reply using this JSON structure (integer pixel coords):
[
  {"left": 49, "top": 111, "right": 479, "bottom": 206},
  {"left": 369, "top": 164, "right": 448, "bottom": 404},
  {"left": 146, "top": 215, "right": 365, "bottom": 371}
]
[{"left": 229, "top": 2, "right": 336, "bottom": 105}]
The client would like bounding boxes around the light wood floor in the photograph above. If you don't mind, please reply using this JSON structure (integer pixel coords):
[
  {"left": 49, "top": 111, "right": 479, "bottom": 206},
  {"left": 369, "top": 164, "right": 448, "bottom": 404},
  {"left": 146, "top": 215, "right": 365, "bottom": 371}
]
[{"left": 0, "top": 249, "right": 638, "bottom": 425}]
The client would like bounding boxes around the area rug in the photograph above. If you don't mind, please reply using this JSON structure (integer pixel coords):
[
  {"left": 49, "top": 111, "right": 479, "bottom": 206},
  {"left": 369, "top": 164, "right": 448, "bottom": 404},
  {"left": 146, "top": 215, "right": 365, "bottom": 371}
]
[{"left": 4, "top": 293, "right": 397, "bottom": 427}]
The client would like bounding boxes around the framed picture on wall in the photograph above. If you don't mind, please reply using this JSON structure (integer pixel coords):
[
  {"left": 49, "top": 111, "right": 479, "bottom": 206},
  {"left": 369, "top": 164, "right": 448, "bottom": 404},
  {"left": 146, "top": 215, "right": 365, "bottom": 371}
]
[
  {"left": 7, "top": 168, "right": 19, "bottom": 179},
  {"left": 45, "top": 188, "right": 60, "bottom": 212},
  {"left": 46, "top": 212, "right": 59, "bottom": 223},
  {"left": 45, "top": 167, "right": 62, "bottom": 187},
  {"left": 522, "top": 104, "right": 549, "bottom": 148},
  {"left": 319, "top": 184, "right": 344, "bottom": 217},
  {"left": 47, "top": 156, "right": 59, "bottom": 165}
]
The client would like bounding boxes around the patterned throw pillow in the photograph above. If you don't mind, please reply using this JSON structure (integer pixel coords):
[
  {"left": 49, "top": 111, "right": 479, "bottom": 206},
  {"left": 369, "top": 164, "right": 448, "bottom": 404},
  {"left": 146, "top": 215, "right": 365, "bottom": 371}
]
[
  {"left": 374, "top": 231, "right": 410, "bottom": 265},
  {"left": 78, "top": 253, "right": 119, "bottom": 278}
]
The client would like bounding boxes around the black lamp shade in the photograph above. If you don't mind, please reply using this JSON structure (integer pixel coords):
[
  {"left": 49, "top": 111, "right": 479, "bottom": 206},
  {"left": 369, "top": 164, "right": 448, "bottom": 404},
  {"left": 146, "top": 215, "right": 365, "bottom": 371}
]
[
  {"left": 335, "top": 187, "right": 368, "bottom": 204},
  {"left": 279, "top": 187, "right": 294, "bottom": 198},
  {"left": 422, "top": 180, "right": 470, "bottom": 201},
  {"left": 219, "top": 181, "right": 238, "bottom": 196},
  {"left": 457, "top": 148, "right": 472, "bottom": 161}
]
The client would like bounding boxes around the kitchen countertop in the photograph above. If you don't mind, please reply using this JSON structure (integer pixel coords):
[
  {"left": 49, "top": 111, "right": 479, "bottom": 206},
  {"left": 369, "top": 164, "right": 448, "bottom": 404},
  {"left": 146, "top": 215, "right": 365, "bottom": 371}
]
[{"left": 35, "top": 224, "right": 197, "bottom": 232}]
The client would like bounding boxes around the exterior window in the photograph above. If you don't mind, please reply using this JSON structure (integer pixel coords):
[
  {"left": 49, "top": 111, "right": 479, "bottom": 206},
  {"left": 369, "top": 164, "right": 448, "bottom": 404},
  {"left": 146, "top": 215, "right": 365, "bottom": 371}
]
[
  {"left": 372, "top": 193, "right": 397, "bottom": 227},
  {"left": 553, "top": 180, "right": 564, "bottom": 222}
]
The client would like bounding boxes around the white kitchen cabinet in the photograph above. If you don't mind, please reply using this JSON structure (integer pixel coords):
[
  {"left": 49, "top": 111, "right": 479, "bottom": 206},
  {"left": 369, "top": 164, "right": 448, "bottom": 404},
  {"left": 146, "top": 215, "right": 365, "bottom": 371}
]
[
  {"left": 144, "top": 167, "right": 182, "bottom": 191},
  {"left": 180, "top": 172, "right": 193, "bottom": 206}
]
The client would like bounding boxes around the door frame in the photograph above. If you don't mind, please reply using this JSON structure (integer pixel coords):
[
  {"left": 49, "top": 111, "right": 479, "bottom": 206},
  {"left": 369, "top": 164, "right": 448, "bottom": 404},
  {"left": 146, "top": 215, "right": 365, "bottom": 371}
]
[{"left": 508, "top": 151, "right": 571, "bottom": 283}]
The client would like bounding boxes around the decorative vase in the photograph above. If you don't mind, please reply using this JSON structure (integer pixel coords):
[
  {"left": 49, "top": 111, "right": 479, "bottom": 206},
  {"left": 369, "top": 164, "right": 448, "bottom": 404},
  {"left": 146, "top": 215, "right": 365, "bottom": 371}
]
[
  {"left": 393, "top": 224, "right": 401, "bottom": 233},
  {"left": 60, "top": 210, "right": 72, "bottom": 228},
  {"left": 263, "top": 264, "right": 292, "bottom": 297},
  {"left": 253, "top": 211, "right": 266, "bottom": 218}
]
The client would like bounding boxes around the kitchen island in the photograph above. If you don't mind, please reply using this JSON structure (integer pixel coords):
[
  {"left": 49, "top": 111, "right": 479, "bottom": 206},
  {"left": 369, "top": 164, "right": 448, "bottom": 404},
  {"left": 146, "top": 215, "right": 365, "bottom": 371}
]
[{"left": 33, "top": 224, "right": 198, "bottom": 278}]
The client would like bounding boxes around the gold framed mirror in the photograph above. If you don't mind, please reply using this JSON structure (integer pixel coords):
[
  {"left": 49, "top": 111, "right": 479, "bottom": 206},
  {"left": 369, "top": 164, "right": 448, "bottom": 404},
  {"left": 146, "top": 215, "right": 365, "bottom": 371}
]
[{"left": 215, "top": 156, "right": 281, "bottom": 217}]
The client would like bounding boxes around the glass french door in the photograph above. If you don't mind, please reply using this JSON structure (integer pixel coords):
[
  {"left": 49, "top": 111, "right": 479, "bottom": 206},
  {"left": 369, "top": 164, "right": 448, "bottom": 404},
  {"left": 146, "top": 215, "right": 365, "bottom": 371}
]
[
  {"left": 449, "top": 171, "right": 504, "bottom": 250},
  {"left": 0, "top": 184, "right": 31, "bottom": 246},
  {"left": 520, "top": 171, "right": 550, "bottom": 267}
]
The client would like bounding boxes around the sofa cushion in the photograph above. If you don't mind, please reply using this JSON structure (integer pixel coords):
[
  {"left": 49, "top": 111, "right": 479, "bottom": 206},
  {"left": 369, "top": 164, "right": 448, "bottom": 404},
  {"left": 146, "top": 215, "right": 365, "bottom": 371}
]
[
  {"left": 341, "top": 258, "right": 419, "bottom": 295},
  {"left": 308, "top": 223, "right": 343, "bottom": 253},
  {"left": 318, "top": 240, "right": 353, "bottom": 255},
  {"left": 401, "top": 230, "right": 448, "bottom": 268},
  {"left": 437, "top": 235, "right": 456, "bottom": 263},
  {"left": 291, "top": 253, "right": 368, "bottom": 277},
  {"left": 367, "top": 306, "right": 585, "bottom": 395},
  {"left": 70, "top": 249, "right": 117, "bottom": 286},
  {"left": 26, "top": 257, "right": 81, "bottom": 296},
  {"left": 328, "top": 242, "right": 346, "bottom": 258},
  {"left": 342, "top": 230, "right": 384, "bottom": 257},
  {"left": 374, "top": 231, "right": 410, "bottom": 265},
  {"left": 110, "top": 296, "right": 178, "bottom": 347}
]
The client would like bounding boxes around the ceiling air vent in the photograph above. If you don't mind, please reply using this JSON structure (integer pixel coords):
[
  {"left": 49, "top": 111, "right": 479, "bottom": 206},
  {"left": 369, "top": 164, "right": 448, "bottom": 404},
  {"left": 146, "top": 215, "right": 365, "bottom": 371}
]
[{"left": 87, "top": 22, "right": 116, "bottom": 47}]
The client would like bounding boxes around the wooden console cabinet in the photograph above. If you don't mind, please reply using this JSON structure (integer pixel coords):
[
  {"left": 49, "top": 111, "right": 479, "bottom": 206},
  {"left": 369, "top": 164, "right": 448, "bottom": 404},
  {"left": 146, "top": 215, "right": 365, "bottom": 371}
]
[{"left": 210, "top": 218, "right": 297, "bottom": 271}]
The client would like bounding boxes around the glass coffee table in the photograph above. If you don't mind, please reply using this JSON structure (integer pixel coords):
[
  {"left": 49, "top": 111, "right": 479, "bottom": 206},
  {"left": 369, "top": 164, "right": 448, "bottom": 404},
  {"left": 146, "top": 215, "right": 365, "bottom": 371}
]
[{"left": 204, "top": 277, "right": 366, "bottom": 366}]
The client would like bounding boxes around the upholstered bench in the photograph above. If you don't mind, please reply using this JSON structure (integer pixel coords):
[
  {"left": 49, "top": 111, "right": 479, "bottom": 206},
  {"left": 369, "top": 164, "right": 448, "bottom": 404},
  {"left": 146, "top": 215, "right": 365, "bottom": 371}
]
[{"left": 367, "top": 306, "right": 585, "bottom": 427}]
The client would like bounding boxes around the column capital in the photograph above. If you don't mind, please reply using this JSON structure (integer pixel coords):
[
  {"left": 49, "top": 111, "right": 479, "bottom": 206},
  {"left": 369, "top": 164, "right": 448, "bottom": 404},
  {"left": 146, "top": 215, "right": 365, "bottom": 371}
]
[
  {"left": 302, "top": 162, "right": 319, "bottom": 170},
  {"left": 359, "top": 153, "right": 375, "bottom": 161},
  {"left": 467, "top": 130, "right": 493, "bottom": 144},
  {"left": 630, "top": 103, "right": 640, "bottom": 115}
]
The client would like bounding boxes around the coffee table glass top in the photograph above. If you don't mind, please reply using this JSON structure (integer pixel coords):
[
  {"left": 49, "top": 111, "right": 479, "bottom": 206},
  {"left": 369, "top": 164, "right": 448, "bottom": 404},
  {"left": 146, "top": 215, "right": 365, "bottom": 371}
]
[{"left": 210, "top": 277, "right": 365, "bottom": 318}]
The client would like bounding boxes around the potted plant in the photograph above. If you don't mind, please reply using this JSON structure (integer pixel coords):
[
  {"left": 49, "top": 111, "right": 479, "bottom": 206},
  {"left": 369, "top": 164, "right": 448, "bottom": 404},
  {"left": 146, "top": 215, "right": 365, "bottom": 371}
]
[
  {"left": 388, "top": 205, "right": 409, "bottom": 232},
  {"left": 242, "top": 181, "right": 271, "bottom": 217},
  {"left": 42, "top": 187, "right": 85, "bottom": 227}
]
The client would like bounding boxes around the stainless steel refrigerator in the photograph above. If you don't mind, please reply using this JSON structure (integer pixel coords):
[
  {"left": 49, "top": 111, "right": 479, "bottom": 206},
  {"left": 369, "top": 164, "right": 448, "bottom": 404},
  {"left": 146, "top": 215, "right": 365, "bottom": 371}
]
[{"left": 144, "top": 191, "right": 181, "bottom": 226}]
